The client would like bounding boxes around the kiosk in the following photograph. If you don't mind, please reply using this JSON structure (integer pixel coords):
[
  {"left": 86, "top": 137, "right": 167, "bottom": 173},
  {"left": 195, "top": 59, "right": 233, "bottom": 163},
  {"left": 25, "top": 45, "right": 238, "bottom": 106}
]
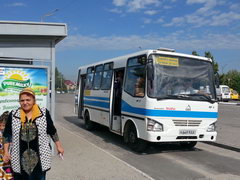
[{"left": 0, "top": 21, "right": 67, "bottom": 121}]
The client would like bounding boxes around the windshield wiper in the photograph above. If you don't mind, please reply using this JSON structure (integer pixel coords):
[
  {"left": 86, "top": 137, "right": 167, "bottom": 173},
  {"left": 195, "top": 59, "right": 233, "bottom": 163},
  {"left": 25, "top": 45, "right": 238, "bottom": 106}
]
[
  {"left": 187, "top": 94, "right": 216, "bottom": 103},
  {"left": 157, "top": 94, "right": 189, "bottom": 100},
  {"left": 157, "top": 94, "right": 216, "bottom": 103}
]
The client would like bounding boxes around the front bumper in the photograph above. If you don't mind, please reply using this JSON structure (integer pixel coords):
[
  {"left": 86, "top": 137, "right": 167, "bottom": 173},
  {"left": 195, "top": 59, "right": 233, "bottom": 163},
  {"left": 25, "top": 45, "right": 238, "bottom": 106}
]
[{"left": 143, "top": 129, "right": 217, "bottom": 142}]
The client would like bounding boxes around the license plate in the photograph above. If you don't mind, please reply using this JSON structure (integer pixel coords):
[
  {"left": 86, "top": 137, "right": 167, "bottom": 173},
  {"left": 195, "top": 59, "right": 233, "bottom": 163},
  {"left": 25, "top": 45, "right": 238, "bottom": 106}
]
[{"left": 179, "top": 129, "right": 196, "bottom": 135}]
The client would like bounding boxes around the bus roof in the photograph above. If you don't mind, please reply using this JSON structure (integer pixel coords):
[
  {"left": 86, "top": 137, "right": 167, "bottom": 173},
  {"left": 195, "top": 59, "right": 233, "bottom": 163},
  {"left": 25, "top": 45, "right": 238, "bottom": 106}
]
[{"left": 78, "top": 49, "right": 212, "bottom": 74}]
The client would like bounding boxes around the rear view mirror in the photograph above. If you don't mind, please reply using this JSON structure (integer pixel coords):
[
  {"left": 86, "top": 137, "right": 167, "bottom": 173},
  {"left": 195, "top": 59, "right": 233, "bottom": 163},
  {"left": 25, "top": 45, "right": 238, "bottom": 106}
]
[
  {"left": 214, "top": 72, "right": 220, "bottom": 88},
  {"left": 147, "top": 63, "right": 154, "bottom": 80}
]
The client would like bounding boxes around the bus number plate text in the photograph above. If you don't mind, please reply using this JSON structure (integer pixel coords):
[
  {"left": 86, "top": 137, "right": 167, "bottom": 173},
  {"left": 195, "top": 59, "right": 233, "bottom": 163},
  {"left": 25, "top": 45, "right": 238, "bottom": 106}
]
[{"left": 179, "top": 130, "right": 196, "bottom": 135}]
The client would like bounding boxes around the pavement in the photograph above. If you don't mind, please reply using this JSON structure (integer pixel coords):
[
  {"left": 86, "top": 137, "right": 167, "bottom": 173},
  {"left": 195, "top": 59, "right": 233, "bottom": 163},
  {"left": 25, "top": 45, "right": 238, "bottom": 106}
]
[
  {"left": 210, "top": 101, "right": 240, "bottom": 151},
  {"left": 48, "top": 123, "right": 151, "bottom": 180},
  {"left": 48, "top": 94, "right": 152, "bottom": 180},
  {"left": 47, "top": 95, "right": 240, "bottom": 179}
]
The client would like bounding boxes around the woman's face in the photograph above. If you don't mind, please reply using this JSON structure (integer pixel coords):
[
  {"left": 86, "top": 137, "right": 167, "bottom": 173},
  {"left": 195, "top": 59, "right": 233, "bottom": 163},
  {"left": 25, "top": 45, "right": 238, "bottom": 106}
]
[{"left": 19, "top": 93, "right": 35, "bottom": 112}]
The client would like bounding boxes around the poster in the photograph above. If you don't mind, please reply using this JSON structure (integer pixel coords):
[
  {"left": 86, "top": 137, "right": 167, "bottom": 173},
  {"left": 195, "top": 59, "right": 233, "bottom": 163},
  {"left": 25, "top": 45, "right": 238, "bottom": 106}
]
[{"left": 0, "top": 66, "right": 48, "bottom": 115}]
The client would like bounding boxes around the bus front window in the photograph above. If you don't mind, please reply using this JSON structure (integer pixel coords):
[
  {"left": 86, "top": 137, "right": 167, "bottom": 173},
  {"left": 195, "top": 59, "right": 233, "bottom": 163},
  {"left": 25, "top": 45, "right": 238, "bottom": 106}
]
[{"left": 148, "top": 55, "right": 216, "bottom": 101}]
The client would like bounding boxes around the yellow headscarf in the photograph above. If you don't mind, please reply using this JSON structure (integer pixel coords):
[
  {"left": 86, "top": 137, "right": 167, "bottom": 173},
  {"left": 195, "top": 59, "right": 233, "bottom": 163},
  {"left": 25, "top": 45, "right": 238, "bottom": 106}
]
[{"left": 20, "top": 104, "right": 42, "bottom": 126}]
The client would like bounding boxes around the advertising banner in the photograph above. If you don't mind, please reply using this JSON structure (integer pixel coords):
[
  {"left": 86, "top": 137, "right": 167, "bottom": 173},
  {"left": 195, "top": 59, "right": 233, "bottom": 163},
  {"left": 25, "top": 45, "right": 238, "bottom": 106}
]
[{"left": 0, "top": 66, "right": 48, "bottom": 115}]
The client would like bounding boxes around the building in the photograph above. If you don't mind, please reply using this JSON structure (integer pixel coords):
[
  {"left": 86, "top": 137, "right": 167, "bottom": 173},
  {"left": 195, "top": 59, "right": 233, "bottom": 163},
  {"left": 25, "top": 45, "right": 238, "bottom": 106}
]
[{"left": 64, "top": 80, "right": 76, "bottom": 92}]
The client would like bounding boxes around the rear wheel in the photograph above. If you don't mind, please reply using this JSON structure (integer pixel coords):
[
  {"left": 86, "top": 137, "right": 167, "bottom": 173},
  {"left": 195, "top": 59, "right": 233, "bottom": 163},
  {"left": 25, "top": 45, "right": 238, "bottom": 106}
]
[
  {"left": 124, "top": 123, "right": 147, "bottom": 152},
  {"left": 84, "top": 111, "right": 94, "bottom": 130},
  {"left": 179, "top": 141, "right": 197, "bottom": 149}
]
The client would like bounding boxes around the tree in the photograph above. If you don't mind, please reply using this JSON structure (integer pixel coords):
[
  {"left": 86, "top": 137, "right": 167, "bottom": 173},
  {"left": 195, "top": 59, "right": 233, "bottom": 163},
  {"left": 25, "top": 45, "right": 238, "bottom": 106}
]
[
  {"left": 192, "top": 51, "right": 199, "bottom": 56},
  {"left": 220, "top": 70, "right": 240, "bottom": 93},
  {"left": 204, "top": 51, "right": 219, "bottom": 74},
  {"left": 191, "top": 51, "right": 219, "bottom": 74},
  {"left": 55, "top": 67, "right": 67, "bottom": 92}
]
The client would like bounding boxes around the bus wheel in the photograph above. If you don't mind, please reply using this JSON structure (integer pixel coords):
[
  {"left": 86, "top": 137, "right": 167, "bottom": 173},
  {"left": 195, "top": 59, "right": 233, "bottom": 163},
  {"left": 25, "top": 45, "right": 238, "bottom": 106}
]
[
  {"left": 125, "top": 123, "right": 147, "bottom": 152},
  {"left": 179, "top": 141, "right": 197, "bottom": 149},
  {"left": 84, "top": 111, "right": 93, "bottom": 130}
]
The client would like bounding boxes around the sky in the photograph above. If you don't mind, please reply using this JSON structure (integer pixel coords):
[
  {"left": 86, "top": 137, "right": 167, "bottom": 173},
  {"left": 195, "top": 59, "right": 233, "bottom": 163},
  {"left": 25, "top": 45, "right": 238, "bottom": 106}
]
[{"left": 0, "top": 0, "right": 240, "bottom": 81}]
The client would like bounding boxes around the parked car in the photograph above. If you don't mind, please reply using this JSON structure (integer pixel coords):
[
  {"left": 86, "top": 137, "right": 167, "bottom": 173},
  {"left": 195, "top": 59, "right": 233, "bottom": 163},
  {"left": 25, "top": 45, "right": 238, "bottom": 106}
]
[
  {"left": 217, "top": 85, "right": 231, "bottom": 102},
  {"left": 230, "top": 89, "right": 239, "bottom": 100}
]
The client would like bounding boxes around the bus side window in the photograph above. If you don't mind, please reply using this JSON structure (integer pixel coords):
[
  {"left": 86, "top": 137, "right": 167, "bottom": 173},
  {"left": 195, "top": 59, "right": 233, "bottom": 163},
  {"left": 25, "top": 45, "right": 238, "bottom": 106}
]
[
  {"left": 125, "top": 56, "right": 146, "bottom": 97},
  {"left": 101, "top": 63, "right": 113, "bottom": 90},
  {"left": 85, "top": 67, "right": 94, "bottom": 90},
  {"left": 93, "top": 65, "right": 103, "bottom": 90}
]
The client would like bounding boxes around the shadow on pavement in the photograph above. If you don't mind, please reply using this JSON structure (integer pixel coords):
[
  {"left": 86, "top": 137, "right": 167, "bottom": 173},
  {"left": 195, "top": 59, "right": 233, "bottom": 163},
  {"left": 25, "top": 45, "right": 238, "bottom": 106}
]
[{"left": 63, "top": 116, "right": 202, "bottom": 155}]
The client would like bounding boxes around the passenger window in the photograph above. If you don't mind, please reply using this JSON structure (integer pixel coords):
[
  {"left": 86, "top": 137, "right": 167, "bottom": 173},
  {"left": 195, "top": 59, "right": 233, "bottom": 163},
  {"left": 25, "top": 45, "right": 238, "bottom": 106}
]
[
  {"left": 125, "top": 56, "right": 146, "bottom": 97},
  {"left": 93, "top": 65, "right": 103, "bottom": 90},
  {"left": 101, "top": 63, "right": 113, "bottom": 90},
  {"left": 85, "top": 67, "right": 94, "bottom": 90}
]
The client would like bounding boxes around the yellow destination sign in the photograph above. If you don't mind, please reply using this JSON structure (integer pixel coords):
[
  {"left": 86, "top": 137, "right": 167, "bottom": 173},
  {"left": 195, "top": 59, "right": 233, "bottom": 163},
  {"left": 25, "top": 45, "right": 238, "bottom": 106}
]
[{"left": 155, "top": 57, "right": 179, "bottom": 67}]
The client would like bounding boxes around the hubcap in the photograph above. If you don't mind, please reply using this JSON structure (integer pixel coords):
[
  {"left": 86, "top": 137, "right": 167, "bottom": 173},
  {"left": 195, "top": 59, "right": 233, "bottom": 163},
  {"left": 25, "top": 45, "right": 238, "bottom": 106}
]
[{"left": 129, "top": 131, "right": 136, "bottom": 143}]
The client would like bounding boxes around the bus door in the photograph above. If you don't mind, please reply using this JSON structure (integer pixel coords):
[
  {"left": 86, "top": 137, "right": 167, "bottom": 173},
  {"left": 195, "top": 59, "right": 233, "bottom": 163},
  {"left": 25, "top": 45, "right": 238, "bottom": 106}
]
[
  {"left": 110, "top": 68, "right": 125, "bottom": 132},
  {"left": 77, "top": 73, "right": 86, "bottom": 118}
]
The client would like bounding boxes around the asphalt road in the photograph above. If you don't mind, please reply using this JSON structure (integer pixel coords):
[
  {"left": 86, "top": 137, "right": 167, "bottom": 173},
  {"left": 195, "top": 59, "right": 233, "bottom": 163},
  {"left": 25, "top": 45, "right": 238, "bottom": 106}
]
[
  {"left": 216, "top": 102, "right": 240, "bottom": 149},
  {"left": 49, "top": 94, "right": 240, "bottom": 180}
]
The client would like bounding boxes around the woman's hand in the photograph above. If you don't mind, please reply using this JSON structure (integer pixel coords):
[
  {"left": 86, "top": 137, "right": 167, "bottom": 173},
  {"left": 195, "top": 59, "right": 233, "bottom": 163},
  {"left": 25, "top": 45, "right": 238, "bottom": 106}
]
[
  {"left": 3, "top": 151, "right": 11, "bottom": 163},
  {"left": 55, "top": 141, "right": 64, "bottom": 155}
]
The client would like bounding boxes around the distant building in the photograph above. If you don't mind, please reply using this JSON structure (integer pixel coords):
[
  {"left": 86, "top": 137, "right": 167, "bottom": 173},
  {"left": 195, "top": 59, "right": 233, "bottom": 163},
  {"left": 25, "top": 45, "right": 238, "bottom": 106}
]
[{"left": 64, "top": 80, "right": 76, "bottom": 92}]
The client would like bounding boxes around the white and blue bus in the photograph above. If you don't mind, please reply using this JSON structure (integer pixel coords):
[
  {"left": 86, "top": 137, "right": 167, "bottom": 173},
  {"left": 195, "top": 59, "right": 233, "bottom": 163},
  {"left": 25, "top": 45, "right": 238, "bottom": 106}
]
[{"left": 75, "top": 48, "right": 218, "bottom": 152}]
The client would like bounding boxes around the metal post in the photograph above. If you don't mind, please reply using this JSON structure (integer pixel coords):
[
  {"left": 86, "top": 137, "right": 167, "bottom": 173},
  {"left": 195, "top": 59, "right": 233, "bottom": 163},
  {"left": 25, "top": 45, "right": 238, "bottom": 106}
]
[
  {"left": 51, "top": 40, "right": 55, "bottom": 121},
  {"left": 50, "top": 40, "right": 56, "bottom": 154}
]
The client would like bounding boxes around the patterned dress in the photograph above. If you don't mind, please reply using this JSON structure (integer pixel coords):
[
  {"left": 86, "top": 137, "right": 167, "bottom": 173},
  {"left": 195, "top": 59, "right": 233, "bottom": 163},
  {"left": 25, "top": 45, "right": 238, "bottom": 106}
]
[{"left": 3, "top": 108, "right": 59, "bottom": 178}]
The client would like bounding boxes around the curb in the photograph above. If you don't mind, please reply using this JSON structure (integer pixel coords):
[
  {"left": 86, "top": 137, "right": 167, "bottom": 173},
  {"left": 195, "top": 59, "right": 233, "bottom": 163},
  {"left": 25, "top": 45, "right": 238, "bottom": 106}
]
[
  {"left": 219, "top": 102, "right": 240, "bottom": 106},
  {"left": 204, "top": 142, "right": 240, "bottom": 153}
]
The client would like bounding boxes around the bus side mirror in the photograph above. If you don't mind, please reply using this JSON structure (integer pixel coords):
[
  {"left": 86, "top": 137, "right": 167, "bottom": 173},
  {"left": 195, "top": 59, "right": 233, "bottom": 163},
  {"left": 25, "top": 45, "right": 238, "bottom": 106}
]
[
  {"left": 215, "top": 72, "right": 220, "bottom": 88},
  {"left": 147, "top": 63, "right": 154, "bottom": 80}
]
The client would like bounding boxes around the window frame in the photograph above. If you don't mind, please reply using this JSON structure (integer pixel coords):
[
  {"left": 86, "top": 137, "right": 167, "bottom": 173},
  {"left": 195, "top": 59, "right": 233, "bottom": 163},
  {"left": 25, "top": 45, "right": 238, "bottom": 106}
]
[
  {"left": 92, "top": 64, "right": 103, "bottom": 90},
  {"left": 100, "top": 62, "right": 114, "bottom": 90},
  {"left": 124, "top": 55, "right": 147, "bottom": 98},
  {"left": 85, "top": 66, "right": 95, "bottom": 90}
]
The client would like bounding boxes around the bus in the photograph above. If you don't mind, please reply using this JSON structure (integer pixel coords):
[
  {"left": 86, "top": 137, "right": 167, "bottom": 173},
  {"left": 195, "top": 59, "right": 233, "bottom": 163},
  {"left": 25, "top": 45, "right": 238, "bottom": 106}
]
[{"left": 75, "top": 48, "right": 218, "bottom": 152}]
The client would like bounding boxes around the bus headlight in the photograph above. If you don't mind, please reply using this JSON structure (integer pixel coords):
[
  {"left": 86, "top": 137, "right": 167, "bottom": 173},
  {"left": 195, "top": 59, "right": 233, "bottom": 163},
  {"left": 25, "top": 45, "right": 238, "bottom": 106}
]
[
  {"left": 207, "top": 123, "right": 216, "bottom": 132},
  {"left": 147, "top": 119, "right": 163, "bottom": 132}
]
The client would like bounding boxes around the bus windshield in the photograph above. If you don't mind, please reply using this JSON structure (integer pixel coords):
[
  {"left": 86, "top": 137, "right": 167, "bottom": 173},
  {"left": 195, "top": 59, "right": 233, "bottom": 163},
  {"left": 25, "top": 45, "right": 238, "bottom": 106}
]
[{"left": 148, "top": 55, "right": 216, "bottom": 102}]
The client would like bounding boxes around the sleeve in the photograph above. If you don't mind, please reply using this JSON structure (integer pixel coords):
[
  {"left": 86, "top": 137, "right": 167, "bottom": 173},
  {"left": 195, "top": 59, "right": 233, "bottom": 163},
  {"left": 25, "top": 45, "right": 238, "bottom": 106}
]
[
  {"left": 3, "top": 111, "right": 13, "bottom": 144},
  {"left": 46, "top": 109, "right": 59, "bottom": 142}
]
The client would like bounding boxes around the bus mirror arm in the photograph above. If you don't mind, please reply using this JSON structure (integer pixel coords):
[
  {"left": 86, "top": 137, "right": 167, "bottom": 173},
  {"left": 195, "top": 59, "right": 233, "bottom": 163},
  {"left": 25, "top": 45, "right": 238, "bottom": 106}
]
[
  {"left": 147, "top": 63, "right": 154, "bottom": 81},
  {"left": 214, "top": 72, "right": 220, "bottom": 88}
]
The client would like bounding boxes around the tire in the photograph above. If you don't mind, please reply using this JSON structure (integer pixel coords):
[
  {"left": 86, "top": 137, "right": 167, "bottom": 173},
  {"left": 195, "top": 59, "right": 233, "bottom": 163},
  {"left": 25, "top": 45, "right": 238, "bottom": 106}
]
[
  {"left": 179, "top": 141, "right": 197, "bottom": 149},
  {"left": 84, "top": 111, "right": 94, "bottom": 130},
  {"left": 124, "top": 123, "right": 147, "bottom": 153}
]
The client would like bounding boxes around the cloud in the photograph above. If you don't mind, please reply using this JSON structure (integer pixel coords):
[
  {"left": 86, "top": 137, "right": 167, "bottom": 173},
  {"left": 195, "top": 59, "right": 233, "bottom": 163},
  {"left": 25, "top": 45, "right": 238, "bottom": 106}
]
[
  {"left": 109, "top": 8, "right": 122, "bottom": 13},
  {"left": 144, "top": 10, "right": 158, "bottom": 15},
  {"left": 163, "top": 17, "right": 185, "bottom": 27},
  {"left": 128, "top": 0, "right": 161, "bottom": 12},
  {"left": 58, "top": 32, "right": 240, "bottom": 51},
  {"left": 210, "top": 12, "right": 240, "bottom": 26},
  {"left": 143, "top": 18, "right": 152, "bottom": 24},
  {"left": 230, "top": 3, "right": 240, "bottom": 10},
  {"left": 6, "top": 2, "right": 26, "bottom": 7},
  {"left": 112, "top": 0, "right": 161, "bottom": 12},
  {"left": 156, "top": 18, "right": 164, "bottom": 23},
  {"left": 113, "top": 0, "right": 127, "bottom": 6},
  {"left": 164, "top": 0, "right": 239, "bottom": 27}
]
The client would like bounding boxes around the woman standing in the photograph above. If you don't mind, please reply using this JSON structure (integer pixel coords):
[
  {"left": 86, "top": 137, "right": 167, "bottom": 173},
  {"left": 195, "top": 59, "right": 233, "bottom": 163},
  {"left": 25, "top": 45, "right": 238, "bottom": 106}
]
[{"left": 3, "top": 88, "right": 64, "bottom": 180}]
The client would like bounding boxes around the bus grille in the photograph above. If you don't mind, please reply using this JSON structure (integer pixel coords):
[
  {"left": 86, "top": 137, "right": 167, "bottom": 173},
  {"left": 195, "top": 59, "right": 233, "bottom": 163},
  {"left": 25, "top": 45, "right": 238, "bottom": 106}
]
[{"left": 173, "top": 120, "right": 202, "bottom": 127}]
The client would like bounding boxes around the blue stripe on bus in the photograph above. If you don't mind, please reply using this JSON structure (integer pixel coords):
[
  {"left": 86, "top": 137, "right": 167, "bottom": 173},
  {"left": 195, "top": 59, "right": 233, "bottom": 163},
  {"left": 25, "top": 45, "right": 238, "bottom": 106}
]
[
  {"left": 121, "top": 101, "right": 218, "bottom": 118},
  {"left": 84, "top": 96, "right": 109, "bottom": 101},
  {"left": 83, "top": 99, "right": 218, "bottom": 118},
  {"left": 84, "top": 100, "right": 110, "bottom": 109}
]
